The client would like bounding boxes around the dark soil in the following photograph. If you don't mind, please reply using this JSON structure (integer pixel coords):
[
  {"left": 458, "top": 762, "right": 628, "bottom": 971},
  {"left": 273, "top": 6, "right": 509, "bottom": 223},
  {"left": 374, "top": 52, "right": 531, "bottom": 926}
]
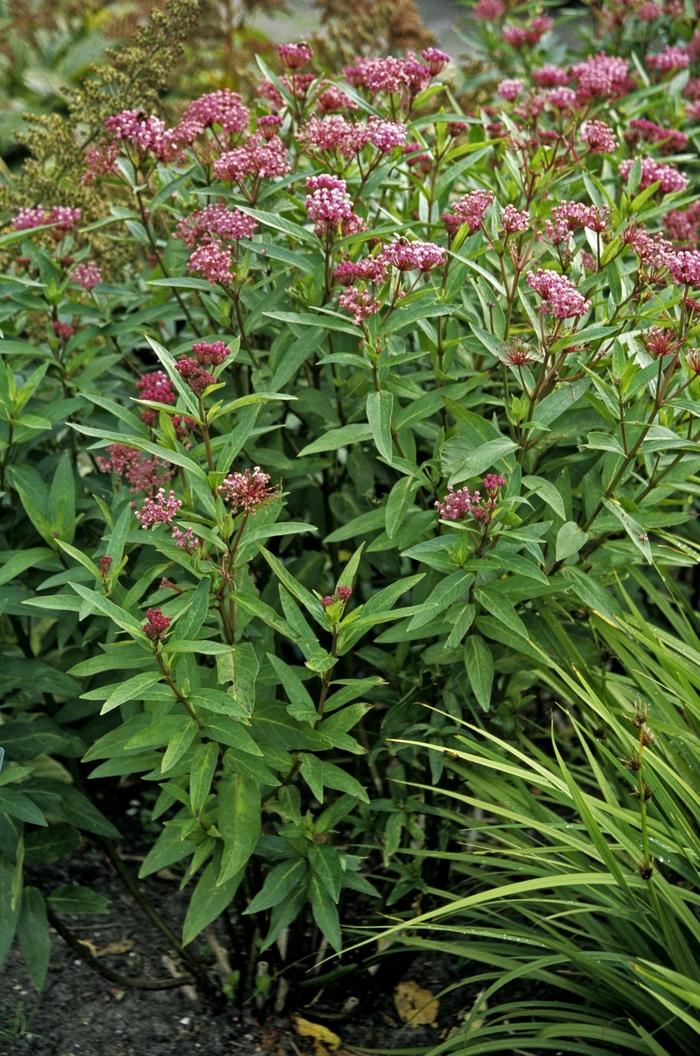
[{"left": 0, "top": 842, "right": 464, "bottom": 1056}]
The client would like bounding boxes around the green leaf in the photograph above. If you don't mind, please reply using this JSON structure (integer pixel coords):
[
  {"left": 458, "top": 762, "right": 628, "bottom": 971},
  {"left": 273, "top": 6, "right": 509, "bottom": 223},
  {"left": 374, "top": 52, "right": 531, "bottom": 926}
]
[
  {"left": 0, "top": 789, "right": 47, "bottom": 826},
  {"left": 47, "top": 885, "right": 109, "bottom": 915},
  {"left": 214, "top": 642, "right": 259, "bottom": 720},
  {"left": 47, "top": 453, "right": 75, "bottom": 542},
  {"left": 298, "top": 424, "right": 373, "bottom": 458},
  {"left": 217, "top": 776, "right": 261, "bottom": 885},
  {"left": 366, "top": 390, "right": 394, "bottom": 462},
  {"left": 385, "top": 476, "right": 420, "bottom": 539},
  {"left": 556, "top": 521, "right": 588, "bottom": 562},
  {"left": 442, "top": 437, "right": 518, "bottom": 485},
  {"left": 83, "top": 671, "right": 164, "bottom": 715},
  {"left": 268, "top": 654, "right": 316, "bottom": 723},
  {"left": 161, "top": 720, "right": 198, "bottom": 773},
  {"left": 474, "top": 587, "right": 529, "bottom": 641},
  {"left": 188, "top": 739, "right": 219, "bottom": 811},
  {"left": 309, "top": 872, "right": 342, "bottom": 952},
  {"left": 463, "top": 635, "right": 494, "bottom": 712},
  {"left": 602, "top": 499, "right": 653, "bottom": 563},
  {"left": 522, "top": 475, "right": 566, "bottom": 520},
  {"left": 17, "top": 888, "right": 50, "bottom": 990},
  {"left": 182, "top": 854, "right": 242, "bottom": 946},
  {"left": 244, "top": 858, "right": 307, "bottom": 915}
]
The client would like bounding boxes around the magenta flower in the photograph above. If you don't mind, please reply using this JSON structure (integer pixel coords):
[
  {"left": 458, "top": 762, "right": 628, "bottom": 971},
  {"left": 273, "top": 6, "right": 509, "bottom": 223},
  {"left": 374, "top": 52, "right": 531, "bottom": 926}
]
[
  {"left": 305, "top": 174, "right": 356, "bottom": 236},
  {"left": 647, "top": 46, "right": 689, "bottom": 73},
  {"left": 219, "top": 467, "right": 274, "bottom": 513},
  {"left": 317, "top": 85, "right": 357, "bottom": 113},
  {"left": 667, "top": 251, "right": 700, "bottom": 288},
  {"left": 498, "top": 79, "right": 524, "bottom": 101},
  {"left": 626, "top": 119, "right": 688, "bottom": 156},
  {"left": 192, "top": 341, "right": 231, "bottom": 366},
  {"left": 338, "top": 287, "right": 381, "bottom": 324},
  {"left": 136, "top": 371, "right": 176, "bottom": 426},
  {"left": 580, "top": 120, "right": 618, "bottom": 154},
  {"left": 171, "top": 526, "right": 200, "bottom": 553},
  {"left": 143, "top": 608, "right": 171, "bottom": 642},
  {"left": 421, "top": 47, "right": 450, "bottom": 75},
  {"left": 175, "top": 357, "right": 217, "bottom": 395},
  {"left": 545, "top": 201, "right": 609, "bottom": 243},
  {"left": 501, "top": 205, "right": 530, "bottom": 234},
  {"left": 187, "top": 241, "right": 234, "bottom": 284},
  {"left": 526, "top": 270, "right": 590, "bottom": 319},
  {"left": 278, "top": 42, "right": 313, "bottom": 69},
  {"left": 435, "top": 475, "right": 505, "bottom": 523},
  {"left": 533, "top": 65, "right": 569, "bottom": 88},
  {"left": 176, "top": 204, "right": 257, "bottom": 247},
  {"left": 619, "top": 157, "right": 688, "bottom": 195},
  {"left": 72, "top": 262, "right": 102, "bottom": 290},
  {"left": 135, "top": 489, "right": 182, "bottom": 529},
  {"left": 382, "top": 239, "right": 445, "bottom": 272},
  {"left": 214, "top": 134, "right": 290, "bottom": 185},
  {"left": 442, "top": 190, "right": 494, "bottom": 236},
  {"left": 570, "top": 54, "right": 634, "bottom": 103},
  {"left": 97, "top": 445, "right": 173, "bottom": 495},
  {"left": 177, "top": 89, "right": 249, "bottom": 141}
]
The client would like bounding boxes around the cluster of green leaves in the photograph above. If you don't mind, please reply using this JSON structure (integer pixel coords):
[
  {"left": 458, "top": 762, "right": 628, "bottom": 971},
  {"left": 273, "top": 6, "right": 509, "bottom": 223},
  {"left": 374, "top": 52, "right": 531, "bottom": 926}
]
[
  {"left": 381, "top": 584, "right": 700, "bottom": 1054},
  {"left": 0, "top": 0, "right": 699, "bottom": 1038}
]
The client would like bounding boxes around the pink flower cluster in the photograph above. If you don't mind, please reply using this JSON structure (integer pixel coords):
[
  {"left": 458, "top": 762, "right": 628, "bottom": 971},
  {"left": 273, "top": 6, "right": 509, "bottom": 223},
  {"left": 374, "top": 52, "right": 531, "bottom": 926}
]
[
  {"left": 177, "top": 90, "right": 249, "bottom": 142},
  {"left": 187, "top": 241, "right": 234, "bottom": 284},
  {"left": 335, "top": 256, "right": 388, "bottom": 286},
  {"left": 321, "top": 585, "right": 353, "bottom": 607},
  {"left": 96, "top": 444, "right": 173, "bottom": 495},
  {"left": 300, "top": 114, "right": 407, "bottom": 157},
  {"left": 219, "top": 466, "right": 274, "bottom": 513},
  {"left": 192, "top": 341, "right": 231, "bottom": 366},
  {"left": 343, "top": 55, "right": 434, "bottom": 97},
  {"left": 12, "top": 205, "right": 81, "bottom": 231},
  {"left": 501, "top": 205, "right": 530, "bottom": 234},
  {"left": 580, "top": 120, "right": 618, "bottom": 154},
  {"left": 135, "top": 488, "right": 182, "bottom": 528},
  {"left": 317, "top": 85, "right": 357, "bottom": 113},
  {"left": 104, "top": 110, "right": 179, "bottom": 162},
  {"left": 214, "top": 134, "right": 291, "bottom": 184},
  {"left": 136, "top": 371, "right": 176, "bottom": 425},
  {"left": 473, "top": 0, "right": 505, "bottom": 17},
  {"left": 646, "top": 45, "right": 689, "bottom": 73},
  {"left": 623, "top": 225, "right": 674, "bottom": 271},
  {"left": 72, "top": 262, "right": 102, "bottom": 290},
  {"left": 176, "top": 204, "right": 258, "bottom": 247},
  {"left": 278, "top": 42, "right": 313, "bottom": 69},
  {"left": 338, "top": 287, "right": 381, "bottom": 324},
  {"left": 442, "top": 190, "right": 494, "bottom": 235},
  {"left": 643, "top": 327, "right": 681, "bottom": 359},
  {"left": 570, "top": 54, "right": 634, "bottom": 102},
  {"left": 626, "top": 119, "right": 688, "bottom": 155},
  {"left": 304, "top": 173, "right": 357, "bottom": 236},
  {"left": 546, "top": 201, "right": 609, "bottom": 243},
  {"left": 667, "top": 251, "right": 700, "bottom": 287},
  {"left": 533, "top": 65, "right": 569, "bottom": 88},
  {"left": 435, "top": 474, "right": 506, "bottom": 522},
  {"left": 143, "top": 608, "right": 170, "bottom": 642},
  {"left": 502, "top": 16, "right": 552, "bottom": 48},
  {"left": 175, "top": 358, "right": 216, "bottom": 395},
  {"left": 498, "top": 79, "right": 524, "bottom": 101},
  {"left": 665, "top": 203, "right": 700, "bottom": 246},
  {"left": 619, "top": 157, "right": 688, "bottom": 194},
  {"left": 171, "top": 526, "right": 200, "bottom": 552},
  {"left": 382, "top": 239, "right": 446, "bottom": 272},
  {"left": 527, "top": 270, "right": 591, "bottom": 319}
]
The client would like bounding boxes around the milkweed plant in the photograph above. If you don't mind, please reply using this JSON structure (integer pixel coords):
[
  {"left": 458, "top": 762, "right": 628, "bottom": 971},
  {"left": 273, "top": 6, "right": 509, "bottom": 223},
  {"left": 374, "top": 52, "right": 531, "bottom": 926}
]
[{"left": 0, "top": 0, "right": 699, "bottom": 1038}]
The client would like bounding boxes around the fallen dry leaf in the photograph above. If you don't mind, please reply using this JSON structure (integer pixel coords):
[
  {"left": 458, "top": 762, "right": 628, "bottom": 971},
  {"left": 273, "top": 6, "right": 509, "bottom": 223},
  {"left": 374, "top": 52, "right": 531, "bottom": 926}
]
[
  {"left": 293, "top": 1015, "right": 342, "bottom": 1055},
  {"left": 393, "top": 980, "right": 439, "bottom": 1028},
  {"left": 78, "top": 938, "right": 134, "bottom": 958}
]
